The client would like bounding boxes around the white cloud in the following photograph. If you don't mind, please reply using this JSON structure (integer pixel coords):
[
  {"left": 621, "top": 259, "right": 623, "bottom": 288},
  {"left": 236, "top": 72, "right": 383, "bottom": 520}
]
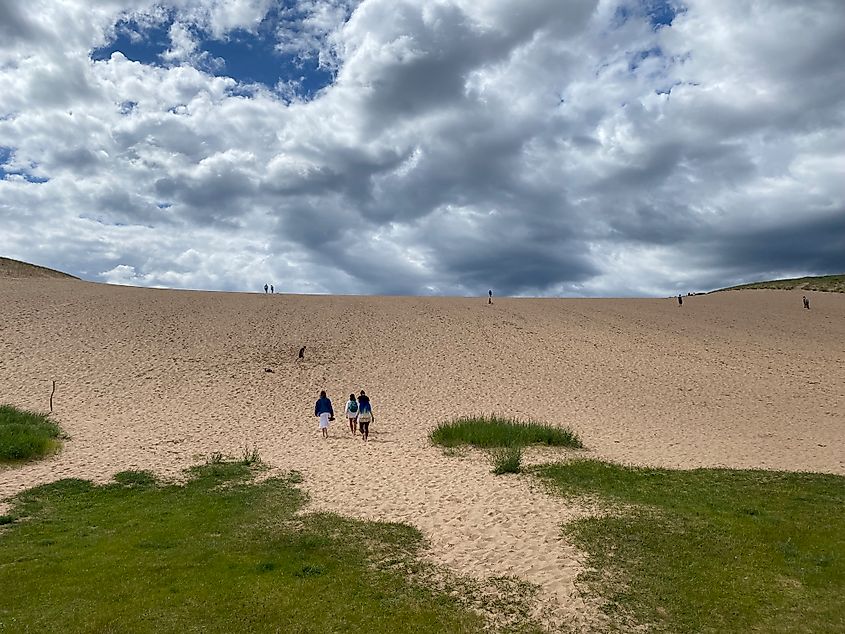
[{"left": 1, "top": 0, "right": 844, "bottom": 296}]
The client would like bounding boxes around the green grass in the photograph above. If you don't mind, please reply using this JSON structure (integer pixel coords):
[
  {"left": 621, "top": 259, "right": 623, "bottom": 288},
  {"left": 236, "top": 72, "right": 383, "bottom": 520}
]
[
  {"left": 430, "top": 415, "right": 582, "bottom": 449},
  {"left": 491, "top": 446, "right": 523, "bottom": 475},
  {"left": 0, "top": 404, "right": 62, "bottom": 462},
  {"left": 0, "top": 461, "right": 489, "bottom": 633},
  {"left": 536, "top": 460, "right": 845, "bottom": 633},
  {"left": 719, "top": 274, "right": 845, "bottom": 293}
]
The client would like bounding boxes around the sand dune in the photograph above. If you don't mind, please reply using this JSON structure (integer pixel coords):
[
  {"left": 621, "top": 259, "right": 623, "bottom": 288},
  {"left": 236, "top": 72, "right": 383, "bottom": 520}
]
[
  {"left": 2, "top": 279, "right": 843, "bottom": 626},
  {"left": 0, "top": 257, "right": 78, "bottom": 279}
]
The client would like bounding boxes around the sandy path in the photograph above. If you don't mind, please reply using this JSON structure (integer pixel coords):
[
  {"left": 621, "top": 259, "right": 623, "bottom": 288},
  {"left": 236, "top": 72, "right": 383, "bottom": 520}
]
[{"left": 2, "top": 280, "right": 843, "bottom": 627}]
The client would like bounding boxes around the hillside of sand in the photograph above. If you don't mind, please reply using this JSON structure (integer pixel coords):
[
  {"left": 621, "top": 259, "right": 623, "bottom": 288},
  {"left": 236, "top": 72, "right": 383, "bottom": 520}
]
[
  {"left": 0, "top": 257, "right": 79, "bottom": 280},
  {"left": 2, "top": 278, "right": 843, "bottom": 625},
  {"left": 719, "top": 273, "right": 845, "bottom": 294}
]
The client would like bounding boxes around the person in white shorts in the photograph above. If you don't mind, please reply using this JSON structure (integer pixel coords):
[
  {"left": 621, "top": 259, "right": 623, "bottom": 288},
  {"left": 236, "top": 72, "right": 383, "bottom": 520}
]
[{"left": 314, "top": 390, "right": 334, "bottom": 439}]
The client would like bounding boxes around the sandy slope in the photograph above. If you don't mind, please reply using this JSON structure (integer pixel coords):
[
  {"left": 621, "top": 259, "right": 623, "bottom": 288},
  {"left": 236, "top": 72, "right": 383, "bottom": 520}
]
[
  {"left": 2, "top": 279, "right": 843, "bottom": 627},
  {"left": 0, "top": 257, "right": 78, "bottom": 279}
]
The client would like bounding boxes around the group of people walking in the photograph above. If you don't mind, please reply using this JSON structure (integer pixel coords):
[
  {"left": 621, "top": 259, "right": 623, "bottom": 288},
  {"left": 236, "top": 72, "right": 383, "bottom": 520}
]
[{"left": 314, "top": 390, "right": 375, "bottom": 441}]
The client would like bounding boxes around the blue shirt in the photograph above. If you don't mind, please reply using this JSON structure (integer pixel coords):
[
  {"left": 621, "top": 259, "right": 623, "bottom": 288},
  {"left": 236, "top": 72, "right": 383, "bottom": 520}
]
[{"left": 315, "top": 397, "right": 333, "bottom": 417}]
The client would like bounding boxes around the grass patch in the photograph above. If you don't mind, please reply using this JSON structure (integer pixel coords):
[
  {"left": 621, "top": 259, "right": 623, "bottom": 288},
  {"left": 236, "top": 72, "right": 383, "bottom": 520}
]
[
  {"left": 431, "top": 415, "right": 582, "bottom": 449},
  {"left": 111, "top": 470, "right": 157, "bottom": 488},
  {"left": 536, "top": 460, "right": 845, "bottom": 633},
  {"left": 0, "top": 461, "right": 491, "bottom": 633},
  {"left": 491, "top": 446, "right": 522, "bottom": 475},
  {"left": 719, "top": 273, "right": 845, "bottom": 293},
  {"left": 0, "top": 404, "right": 62, "bottom": 462}
]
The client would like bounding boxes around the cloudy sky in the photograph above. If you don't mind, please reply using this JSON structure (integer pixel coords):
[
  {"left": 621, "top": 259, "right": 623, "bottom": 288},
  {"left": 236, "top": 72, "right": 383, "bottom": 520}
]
[{"left": 1, "top": 0, "right": 843, "bottom": 296}]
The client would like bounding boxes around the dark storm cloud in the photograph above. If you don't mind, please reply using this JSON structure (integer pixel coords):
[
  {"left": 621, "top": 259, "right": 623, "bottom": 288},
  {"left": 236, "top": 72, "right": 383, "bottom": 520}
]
[
  {"left": 696, "top": 211, "right": 845, "bottom": 281},
  {"left": 436, "top": 240, "right": 598, "bottom": 296},
  {"left": 0, "top": 2, "right": 44, "bottom": 44}
]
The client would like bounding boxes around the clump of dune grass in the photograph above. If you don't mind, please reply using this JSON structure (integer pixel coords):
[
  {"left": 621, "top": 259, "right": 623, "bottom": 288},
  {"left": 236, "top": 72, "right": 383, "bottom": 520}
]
[
  {"left": 491, "top": 446, "right": 522, "bottom": 475},
  {"left": 0, "top": 404, "right": 62, "bottom": 462},
  {"left": 430, "top": 415, "right": 582, "bottom": 449},
  {"left": 240, "top": 444, "right": 261, "bottom": 465}
]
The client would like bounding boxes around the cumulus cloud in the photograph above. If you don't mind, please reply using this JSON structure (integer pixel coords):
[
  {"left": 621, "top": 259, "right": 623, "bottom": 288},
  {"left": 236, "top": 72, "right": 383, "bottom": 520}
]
[{"left": 1, "top": 0, "right": 844, "bottom": 296}]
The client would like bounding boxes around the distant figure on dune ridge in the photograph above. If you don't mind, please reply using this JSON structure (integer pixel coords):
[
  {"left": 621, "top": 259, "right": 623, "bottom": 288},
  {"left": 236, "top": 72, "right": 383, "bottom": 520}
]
[
  {"left": 357, "top": 390, "right": 373, "bottom": 442},
  {"left": 345, "top": 393, "right": 359, "bottom": 435},
  {"left": 488, "top": 289, "right": 493, "bottom": 305},
  {"left": 264, "top": 283, "right": 268, "bottom": 294},
  {"left": 298, "top": 346, "right": 306, "bottom": 360},
  {"left": 677, "top": 294, "right": 683, "bottom": 307},
  {"left": 803, "top": 295, "right": 810, "bottom": 310},
  {"left": 315, "top": 390, "right": 334, "bottom": 439},
  {"left": 270, "top": 284, "right": 274, "bottom": 294}
]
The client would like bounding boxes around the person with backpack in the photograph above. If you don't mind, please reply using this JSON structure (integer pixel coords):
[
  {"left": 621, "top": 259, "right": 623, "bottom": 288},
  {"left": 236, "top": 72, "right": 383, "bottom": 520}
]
[
  {"left": 345, "top": 393, "right": 359, "bottom": 434},
  {"left": 314, "top": 390, "right": 334, "bottom": 439},
  {"left": 357, "top": 390, "right": 373, "bottom": 442}
]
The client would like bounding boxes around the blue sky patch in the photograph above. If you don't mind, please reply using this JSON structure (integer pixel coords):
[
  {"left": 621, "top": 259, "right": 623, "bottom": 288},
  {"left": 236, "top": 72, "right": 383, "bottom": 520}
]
[
  {"left": 91, "top": 9, "right": 334, "bottom": 99},
  {"left": 629, "top": 46, "right": 663, "bottom": 71},
  {"left": 646, "top": 1, "right": 679, "bottom": 28},
  {"left": 91, "top": 19, "right": 172, "bottom": 65},
  {"left": 615, "top": 1, "right": 681, "bottom": 30},
  {"left": 202, "top": 30, "right": 333, "bottom": 96},
  {"left": 0, "top": 146, "right": 49, "bottom": 183},
  {"left": 119, "top": 101, "right": 138, "bottom": 115}
]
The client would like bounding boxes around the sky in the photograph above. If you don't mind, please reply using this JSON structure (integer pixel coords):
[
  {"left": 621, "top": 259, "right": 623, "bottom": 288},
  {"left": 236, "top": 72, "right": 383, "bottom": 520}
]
[{"left": 1, "top": 0, "right": 844, "bottom": 297}]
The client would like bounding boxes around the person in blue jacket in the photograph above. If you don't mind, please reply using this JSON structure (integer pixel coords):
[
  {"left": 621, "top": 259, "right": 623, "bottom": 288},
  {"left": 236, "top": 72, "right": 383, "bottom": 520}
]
[
  {"left": 357, "top": 390, "right": 373, "bottom": 442},
  {"left": 315, "top": 390, "right": 334, "bottom": 439}
]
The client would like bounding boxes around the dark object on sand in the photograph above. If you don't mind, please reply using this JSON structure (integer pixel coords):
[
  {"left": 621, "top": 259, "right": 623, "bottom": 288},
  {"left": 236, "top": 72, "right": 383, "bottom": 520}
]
[
  {"left": 298, "top": 346, "right": 306, "bottom": 359},
  {"left": 264, "top": 368, "right": 274, "bottom": 373}
]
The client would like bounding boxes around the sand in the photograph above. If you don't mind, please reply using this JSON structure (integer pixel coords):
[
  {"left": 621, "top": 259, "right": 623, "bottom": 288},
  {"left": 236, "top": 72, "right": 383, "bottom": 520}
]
[{"left": 2, "top": 279, "right": 843, "bottom": 627}]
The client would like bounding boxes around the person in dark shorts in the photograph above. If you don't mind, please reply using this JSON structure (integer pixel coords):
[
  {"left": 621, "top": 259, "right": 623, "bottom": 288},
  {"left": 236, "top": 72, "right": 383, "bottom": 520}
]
[
  {"left": 803, "top": 295, "right": 810, "bottom": 309},
  {"left": 357, "top": 390, "right": 373, "bottom": 442},
  {"left": 345, "top": 393, "right": 359, "bottom": 434}
]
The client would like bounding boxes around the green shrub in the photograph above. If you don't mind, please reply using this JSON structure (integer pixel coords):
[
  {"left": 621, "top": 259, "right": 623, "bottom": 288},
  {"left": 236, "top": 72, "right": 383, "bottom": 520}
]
[
  {"left": 240, "top": 444, "right": 261, "bottom": 465},
  {"left": 0, "top": 404, "right": 62, "bottom": 462},
  {"left": 491, "top": 446, "right": 522, "bottom": 475},
  {"left": 430, "top": 415, "right": 582, "bottom": 449}
]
